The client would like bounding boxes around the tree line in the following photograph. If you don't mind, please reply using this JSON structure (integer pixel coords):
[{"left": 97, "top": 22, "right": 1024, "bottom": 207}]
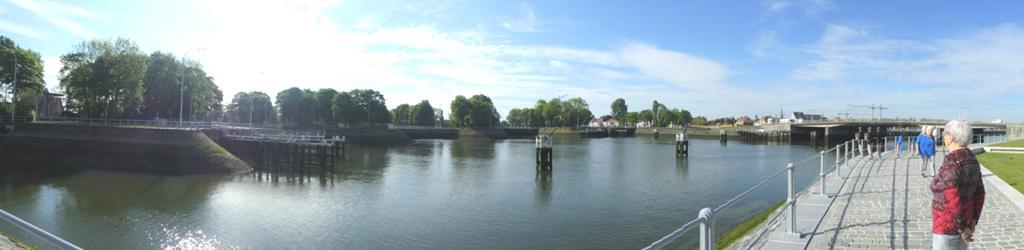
[
  {"left": 505, "top": 97, "right": 593, "bottom": 127},
  {"left": 1, "top": 36, "right": 46, "bottom": 117},
  {"left": 267, "top": 87, "right": 394, "bottom": 128},
  {"left": 58, "top": 38, "right": 222, "bottom": 121},
  {"left": 4, "top": 36, "right": 713, "bottom": 129}
]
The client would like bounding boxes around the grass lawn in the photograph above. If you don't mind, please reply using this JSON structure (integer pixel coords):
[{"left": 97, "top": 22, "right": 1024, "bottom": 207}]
[
  {"left": 992, "top": 139, "right": 1024, "bottom": 148},
  {"left": 1, "top": 233, "right": 39, "bottom": 250},
  {"left": 716, "top": 200, "right": 785, "bottom": 250},
  {"left": 978, "top": 153, "right": 1024, "bottom": 194}
]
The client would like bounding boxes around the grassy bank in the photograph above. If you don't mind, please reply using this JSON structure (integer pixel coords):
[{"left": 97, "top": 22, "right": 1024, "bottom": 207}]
[
  {"left": 1, "top": 233, "right": 36, "bottom": 250},
  {"left": 978, "top": 153, "right": 1024, "bottom": 194},
  {"left": 993, "top": 139, "right": 1024, "bottom": 148},
  {"left": 716, "top": 200, "right": 786, "bottom": 249}
]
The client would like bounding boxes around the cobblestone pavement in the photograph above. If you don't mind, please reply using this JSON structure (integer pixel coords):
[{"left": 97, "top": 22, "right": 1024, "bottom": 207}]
[
  {"left": 0, "top": 234, "right": 27, "bottom": 250},
  {"left": 804, "top": 152, "right": 1024, "bottom": 249}
]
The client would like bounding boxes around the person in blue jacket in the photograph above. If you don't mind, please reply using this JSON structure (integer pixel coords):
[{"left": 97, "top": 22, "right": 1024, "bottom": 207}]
[
  {"left": 918, "top": 127, "right": 936, "bottom": 177},
  {"left": 896, "top": 134, "right": 904, "bottom": 158}
]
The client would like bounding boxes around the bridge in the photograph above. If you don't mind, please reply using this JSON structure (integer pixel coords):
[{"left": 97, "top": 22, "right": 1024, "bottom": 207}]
[{"left": 754, "top": 120, "right": 1018, "bottom": 144}]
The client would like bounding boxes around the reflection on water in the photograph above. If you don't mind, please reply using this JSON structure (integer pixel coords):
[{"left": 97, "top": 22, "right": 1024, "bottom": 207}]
[{"left": 1, "top": 137, "right": 829, "bottom": 249}]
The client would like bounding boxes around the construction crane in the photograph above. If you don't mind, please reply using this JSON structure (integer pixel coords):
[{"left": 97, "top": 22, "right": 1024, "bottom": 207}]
[{"left": 847, "top": 104, "right": 889, "bottom": 120}]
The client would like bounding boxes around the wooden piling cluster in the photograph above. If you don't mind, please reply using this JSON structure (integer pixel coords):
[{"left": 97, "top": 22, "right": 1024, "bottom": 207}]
[
  {"left": 676, "top": 132, "right": 689, "bottom": 158},
  {"left": 221, "top": 134, "right": 346, "bottom": 170},
  {"left": 737, "top": 130, "right": 791, "bottom": 143},
  {"left": 719, "top": 130, "right": 727, "bottom": 144},
  {"left": 536, "top": 135, "right": 553, "bottom": 171}
]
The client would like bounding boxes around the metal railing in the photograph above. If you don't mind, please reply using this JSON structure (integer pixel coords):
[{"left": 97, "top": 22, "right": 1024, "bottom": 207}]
[
  {"left": 32, "top": 116, "right": 296, "bottom": 130},
  {"left": 1, "top": 209, "right": 82, "bottom": 250},
  {"left": 0, "top": 115, "right": 33, "bottom": 124},
  {"left": 644, "top": 138, "right": 866, "bottom": 250}
]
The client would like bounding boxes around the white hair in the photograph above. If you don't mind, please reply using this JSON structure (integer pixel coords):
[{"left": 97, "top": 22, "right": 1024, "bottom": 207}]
[{"left": 944, "top": 119, "right": 972, "bottom": 146}]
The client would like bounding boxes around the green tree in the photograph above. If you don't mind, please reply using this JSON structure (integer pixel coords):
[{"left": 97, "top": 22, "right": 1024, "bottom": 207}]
[
  {"left": 411, "top": 100, "right": 434, "bottom": 127},
  {"left": 563, "top": 97, "right": 593, "bottom": 127},
  {"left": 348, "top": 89, "right": 389, "bottom": 127},
  {"left": 640, "top": 110, "right": 653, "bottom": 125},
  {"left": 692, "top": 116, "right": 708, "bottom": 126},
  {"left": 625, "top": 112, "right": 639, "bottom": 126},
  {"left": 181, "top": 61, "right": 221, "bottom": 122},
  {"left": 611, "top": 98, "right": 627, "bottom": 122},
  {"left": 332, "top": 92, "right": 357, "bottom": 127},
  {"left": 449, "top": 94, "right": 499, "bottom": 128},
  {"left": 276, "top": 87, "right": 304, "bottom": 127},
  {"left": 59, "top": 38, "right": 148, "bottom": 118},
  {"left": 542, "top": 98, "right": 561, "bottom": 126},
  {"left": 316, "top": 88, "right": 338, "bottom": 127},
  {"left": 226, "top": 91, "right": 274, "bottom": 124},
  {"left": 449, "top": 95, "right": 470, "bottom": 127},
  {"left": 391, "top": 103, "right": 411, "bottom": 125},
  {"left": 468, "top": 94, "right": 499, "bottom": 127},
  {"left": 0, "top": 36, "right": 45, "bottom": 117}
]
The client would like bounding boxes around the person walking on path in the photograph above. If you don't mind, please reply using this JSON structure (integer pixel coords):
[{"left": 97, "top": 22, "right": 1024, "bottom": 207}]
[
  {"left": 919, "top": 127, "right": 936, "bottom": 177},
  {"left": 896, "top": 134, "right": 904, "bottom": 158},
  {"left": 931, "top": 119, "right": 985, "bottom": 250},
  {"left": 913, "top": 126, "right": 926, "bottom": 157},
  {"left": 930, "top": 128, "right": 939, "bottom": 171}
]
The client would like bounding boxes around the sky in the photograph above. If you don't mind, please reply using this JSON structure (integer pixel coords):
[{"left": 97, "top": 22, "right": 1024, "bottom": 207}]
[{"left": 2, "top": 0, "right": 1023, "bottom": 122}]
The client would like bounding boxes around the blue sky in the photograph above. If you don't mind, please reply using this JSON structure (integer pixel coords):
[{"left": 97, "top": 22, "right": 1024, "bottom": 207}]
[{"left": 2, "top": 0, "right": 1023, "bottom": 122}]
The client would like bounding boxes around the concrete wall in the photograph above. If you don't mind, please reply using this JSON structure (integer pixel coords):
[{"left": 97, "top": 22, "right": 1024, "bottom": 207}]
[
  {"left": 0, "top": 124, "right": 251, "bottom": 174},
  {"left": 1008, "top": 124, "right": 1024, "bottom": 139}
]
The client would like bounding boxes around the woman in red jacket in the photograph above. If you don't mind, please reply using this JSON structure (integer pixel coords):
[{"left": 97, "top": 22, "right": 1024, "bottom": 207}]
[{"left": 930, "top": 119, "right": 985, "bottom": 249}]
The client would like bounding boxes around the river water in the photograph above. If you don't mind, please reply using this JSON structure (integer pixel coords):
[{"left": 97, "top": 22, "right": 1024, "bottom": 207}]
[{"left": 1, "top": 137, "right": 835, "bottom": 249}]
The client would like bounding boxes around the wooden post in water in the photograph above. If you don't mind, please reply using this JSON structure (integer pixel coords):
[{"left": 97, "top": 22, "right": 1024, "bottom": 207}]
[
  {"left": 875, "top": 126, "right": 883, "bottom": 156},
  {"left": 719, "top": 130, "right": 727, "bottom": 144},
  {"left": 676, "top": 132, "right": 689, "bottom": 158},
  {"left": 536, "top": 135, "right": 553, "bottom": 171},
  {"left": 824, "top": 127, "right": 830, "bottom": 146},
  {"left": 810, "top": 131, "right": 817, "bottom": 147}
]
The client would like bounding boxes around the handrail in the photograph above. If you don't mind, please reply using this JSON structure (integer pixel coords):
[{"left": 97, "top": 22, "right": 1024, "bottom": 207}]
[
  {"left": 646, "top": 139, "right": 859, "bottom": 250},
  {"left": 714, "top": 167, "right": 789, "bottom": 212},
  {"left": 1, "top": 209, "right": 82, "bottom": 250},
  {"left": 642, "top": 217, "right": 703, "bottom": 250}
]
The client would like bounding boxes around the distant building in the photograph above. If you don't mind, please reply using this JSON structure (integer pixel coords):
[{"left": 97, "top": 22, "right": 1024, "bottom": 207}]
[
  {"left": 791, "top": 112, "right": 825, "bottom": 124},
  {"left": 735, "top": 116, "right": 753, "bottom": 126},
  {"left": 588, "top": 115, "right": 621, "bottom": 128},
  {"left": 35, "top": 92, "right": 64, "bottom": 118},
  {"left": 754, "top": 116, "right": 778, "bottom": 126}
]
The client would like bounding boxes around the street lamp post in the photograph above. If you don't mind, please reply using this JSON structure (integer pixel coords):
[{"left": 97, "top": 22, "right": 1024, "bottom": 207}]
[
  {"left": 179, "top": 48, "right": 204, "bottom": 128},
  {"left": 249, "top": 93, "right": 253, "bottom": 128},
  {"left": 11, "top": 54, "right": 16, "bottom": 124}
]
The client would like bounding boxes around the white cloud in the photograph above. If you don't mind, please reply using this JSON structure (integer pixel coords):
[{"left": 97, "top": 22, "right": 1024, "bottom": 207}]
[
  {"left": 619, "top": 43, "right": 729, "bottom": 90},
  {"left": 762, "top": 0, "right": 835, "bottom": 15},
  {"left": 0, "top": 19, "right": 44, "bottom": 39},
  {"left": 8, "top": 0, "right": 96, "bottom": 38},
  {"left": 151, "top": 0, "right": 744, "bottom": 118},
  {"left": 791, "top": 23, "right": 1024, "bottom": 93},
  {"left": 501, "top": 3, "right": 539, "bottom": 33},
  {"left": 42, "top": 56, "right": 61, "bottom": 91}
]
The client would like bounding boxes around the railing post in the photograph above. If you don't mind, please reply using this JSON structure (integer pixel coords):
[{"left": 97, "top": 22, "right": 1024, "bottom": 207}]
[
  {"left": 786, "top": 163, "right": 797, "bottom": 235},
  {"left": 845, "top": 140, "right": 850, "bottom": 162},
  {"left": 698, "top": 207, "right": 714, "bottom": 250},
  {"left": 835, "top": 144, "right": 841, "bottom": 177},
  {"left": 819, "top": 151, "right": 826, "bottom": 195}
]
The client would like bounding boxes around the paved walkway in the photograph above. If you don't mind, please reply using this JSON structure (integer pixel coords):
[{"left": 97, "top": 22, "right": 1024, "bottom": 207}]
[
  {"left": 740, "top": 149, "right": 1024, "bottom": 249},
  {"left": 0, "top": 234, "right": 27, "bottom": 250}
]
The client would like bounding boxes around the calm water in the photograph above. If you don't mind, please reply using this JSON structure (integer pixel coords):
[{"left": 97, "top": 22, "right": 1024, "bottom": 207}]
[{"left": 1, "top": 137, "right": 834, "bottom": 249}]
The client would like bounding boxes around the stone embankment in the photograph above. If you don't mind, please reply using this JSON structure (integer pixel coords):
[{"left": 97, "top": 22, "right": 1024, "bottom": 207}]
[{"left": 0, "top": 124, "right": 251, "bottom": 174}]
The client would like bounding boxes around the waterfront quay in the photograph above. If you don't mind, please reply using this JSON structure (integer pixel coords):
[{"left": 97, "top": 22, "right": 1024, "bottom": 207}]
[{"left": 738, "top": 145, "right": 1024, "bottom": 249}]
